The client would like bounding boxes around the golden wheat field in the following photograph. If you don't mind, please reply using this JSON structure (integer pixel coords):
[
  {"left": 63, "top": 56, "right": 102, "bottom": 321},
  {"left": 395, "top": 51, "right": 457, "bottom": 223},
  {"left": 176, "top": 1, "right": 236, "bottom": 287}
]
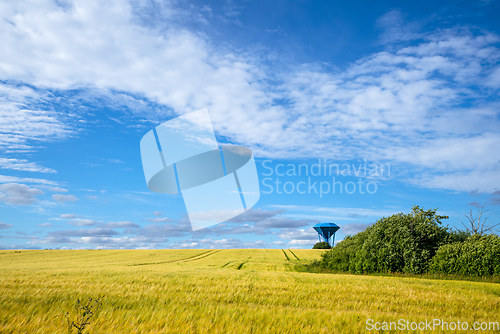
[{"left": 1, "top": 249, "right": 499, "bottom": 333}]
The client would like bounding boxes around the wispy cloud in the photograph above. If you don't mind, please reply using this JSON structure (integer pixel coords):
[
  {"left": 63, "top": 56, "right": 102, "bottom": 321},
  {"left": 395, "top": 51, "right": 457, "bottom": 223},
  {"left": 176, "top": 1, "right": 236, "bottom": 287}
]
[
  {"left": 0, "top": 175, "right": 59, "bottom": 186},
  {"left": 0, "top": 85, "right": 73, "bottom": 153},
  {"left": 50, "top": 187, "right": 68, "bottom": 193},
  {"left": 50, "top": 228, "right": 119, "bottom": 237},
  {"left": 226, "top": 208, "right": 285, "bottom": 223},
  {"left": 273, "top": 205, "right": 401, "bottom": 218},
  {"left": 52, "top": 194, "right": 79, "bottom": 203},
  {"left": 0, "top": 158, "right": 56, "bottom": 173},
  {"left": 223, "top": 0, "right": 243, "bottom": 17},
  {"left": 146, "top": 217, "right": 175, "bottom": 223},
  {"left": 376, "top": 9, "right": 422, "bottom": 45},
  {"left": 197, "top": 238, "right": 265, "bottom": 249},
  {"left": 64, "top": 217, "right": 140, "bottom": 229},
  {"left": 254, "top": 217, "right": 317, "bottom": 229},
  {"left": 67, "top": 219, "right": 98, "bottom": 226}
]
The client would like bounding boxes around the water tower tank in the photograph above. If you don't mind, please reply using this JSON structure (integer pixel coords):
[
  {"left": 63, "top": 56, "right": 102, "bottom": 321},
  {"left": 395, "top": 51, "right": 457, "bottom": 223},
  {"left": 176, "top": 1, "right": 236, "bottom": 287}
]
[{"left": 313, "top": 223, "right": 340, "bottom": 247}]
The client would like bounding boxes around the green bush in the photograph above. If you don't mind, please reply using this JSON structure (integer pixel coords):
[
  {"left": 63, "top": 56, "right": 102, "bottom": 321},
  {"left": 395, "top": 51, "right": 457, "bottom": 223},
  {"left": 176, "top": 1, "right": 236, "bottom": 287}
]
[
  {"left": 320, "top": 206, "right": 451, "bottom": 274},
  {"left": 429, "top": 234, "right": 500, "bottom": 276},
  {"left": 312, "top": 242, "right": 331, "bottom": 249},
  {"left": 319, "top": 230, "right": 368, "bottom": 272}
]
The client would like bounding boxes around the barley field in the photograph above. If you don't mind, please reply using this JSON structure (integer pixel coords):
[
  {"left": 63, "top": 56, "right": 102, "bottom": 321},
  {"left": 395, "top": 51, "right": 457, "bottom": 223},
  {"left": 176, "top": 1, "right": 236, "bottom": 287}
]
[{"left": 1, "top": 249, "right": 499, "bottom": 333}]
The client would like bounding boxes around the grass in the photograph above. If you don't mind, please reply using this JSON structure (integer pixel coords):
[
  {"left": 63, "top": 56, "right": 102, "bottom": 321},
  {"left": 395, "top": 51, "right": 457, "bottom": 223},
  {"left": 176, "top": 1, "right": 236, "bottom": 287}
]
[
  {"left": 296, "top": 261, "right": 500, "bottom": 284},
  {"left": 1, "top": 249, "right": 499, "bottom": 333}
]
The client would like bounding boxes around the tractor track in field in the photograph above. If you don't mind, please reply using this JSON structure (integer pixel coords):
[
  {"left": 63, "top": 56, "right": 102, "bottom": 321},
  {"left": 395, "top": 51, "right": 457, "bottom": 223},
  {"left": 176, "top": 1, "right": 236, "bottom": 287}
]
[
  {"left": 288, "top": 249, "right": 300, "bottom": 260},
  {"left": 175, "top": 250, "right": 222, "bottom": 263},
  {"left": 281, "top": 249, "right": 290, "bottom": 261},
  {"left": 128, "top": 250, "right": 219, "bottom": 266},
  {"left": 221, "top": 261, "right": 234, "bottom": 268},
  {"left": 236, "top": 256, "right": 252, "bottom": 270}
]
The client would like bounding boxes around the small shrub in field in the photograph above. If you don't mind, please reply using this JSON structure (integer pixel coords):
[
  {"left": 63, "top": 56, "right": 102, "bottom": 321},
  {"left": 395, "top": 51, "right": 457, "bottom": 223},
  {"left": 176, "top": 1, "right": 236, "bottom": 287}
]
[
  {"left": 65, "top": 297, "right": 102, "bottom": 334},
  {"left": 312, "top": 242, "right": 331, "bottom": 249},
  {"left": 429, "top": 234, "right": 500, "bottom": 276}
]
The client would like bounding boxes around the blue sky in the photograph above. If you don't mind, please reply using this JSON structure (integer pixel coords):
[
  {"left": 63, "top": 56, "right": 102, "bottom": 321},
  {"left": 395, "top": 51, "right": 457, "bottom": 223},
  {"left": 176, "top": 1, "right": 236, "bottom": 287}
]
[{"left": 0, "top": 0, "right": 499, "bottom": 249}]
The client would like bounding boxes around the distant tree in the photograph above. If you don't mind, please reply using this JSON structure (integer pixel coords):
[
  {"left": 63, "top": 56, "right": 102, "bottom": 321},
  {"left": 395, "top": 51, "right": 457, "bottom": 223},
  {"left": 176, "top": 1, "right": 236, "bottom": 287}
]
[
  {"left": 459, "top": 207, "right": 499, "bottom": 236},
  {"left": 313, "top": 242, "right": 331, "bottom": 249}
]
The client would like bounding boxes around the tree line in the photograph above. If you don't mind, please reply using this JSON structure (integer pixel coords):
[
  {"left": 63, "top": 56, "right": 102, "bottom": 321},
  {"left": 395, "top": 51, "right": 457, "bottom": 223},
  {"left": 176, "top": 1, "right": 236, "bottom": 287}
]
[{"left": 313, "top": 206, "right": 500, "bottom": 276}]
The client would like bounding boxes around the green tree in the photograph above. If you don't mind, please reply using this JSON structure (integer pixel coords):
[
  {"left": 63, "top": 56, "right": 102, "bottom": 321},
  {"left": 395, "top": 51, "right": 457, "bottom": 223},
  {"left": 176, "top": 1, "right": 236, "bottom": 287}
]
[
  {"left": 429, "top": 234, "right": 500, "bottom": 276},
  {"left": 312, "top": 242, "right": 331, "bottom": 249},
  {"left": 321, "top": 206, "right": 451, "bottom": 274},
  {"left": 319, "top": 230, "right": 368, "bottom": 272}
]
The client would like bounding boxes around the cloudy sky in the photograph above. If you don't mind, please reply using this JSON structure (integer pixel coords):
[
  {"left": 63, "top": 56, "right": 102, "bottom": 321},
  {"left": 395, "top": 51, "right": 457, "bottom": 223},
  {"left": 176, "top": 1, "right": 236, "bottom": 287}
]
[{"left": 1, "top": 0, "right": 499, "bottom": 249}]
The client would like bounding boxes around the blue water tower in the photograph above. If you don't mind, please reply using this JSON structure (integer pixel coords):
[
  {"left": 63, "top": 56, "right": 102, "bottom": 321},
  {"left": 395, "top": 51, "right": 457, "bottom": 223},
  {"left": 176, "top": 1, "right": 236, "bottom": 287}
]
[{"left": 313, "top": 223, "right": 340, "bottom": 247}]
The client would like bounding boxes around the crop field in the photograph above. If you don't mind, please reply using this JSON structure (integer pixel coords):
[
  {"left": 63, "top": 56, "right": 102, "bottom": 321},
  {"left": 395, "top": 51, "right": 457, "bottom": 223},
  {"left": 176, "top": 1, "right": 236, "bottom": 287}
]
[{"left": 1, "top": 249, "right": 499, "bottom": 333}]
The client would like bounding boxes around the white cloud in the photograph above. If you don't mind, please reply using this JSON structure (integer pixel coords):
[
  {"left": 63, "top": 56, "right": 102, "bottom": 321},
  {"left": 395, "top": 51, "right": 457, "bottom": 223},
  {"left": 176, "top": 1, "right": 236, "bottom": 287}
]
[
  {"left": 147, "top": 217, "right": 175, "bottom": 223},
  {"left": 67, "top": 219, "right": 98, "bottom": 226},
  {"left": 197, "top": 238, "right": 266, "bottom": 248},
  {"left": 37, "top": 223, "right": 52, "bottom": 227},
  {"left": 107, "top": 159, "right": 125, "bottom": 164},
  {"left": 0, "top": 175, "right": 59, "bottom": 186},
  {"left": 278, "top": 228, "right": 318, "bottom": 241},
  {"left": 61, "top": 217, "right": 139, "bottom": 228},
  {"left": 410, "top": 169, "right": 500, "bottom": 194},
  {"left": 0, "top": 183, "right": 44, "bottom": 205},
  {"left": 174, "top": 242, "right": 199, "bottom": 248},
  {"left": 52, "top": 194, "right": 79, "bottom": 203},
  {"left": 50, "top": 187, "right": 68, "bottom": 193},
  {"left": 382, "top": 133, "right": 500, "bottom": 171},
  {"left": 0, "top": 85, "right": 73, "bottom": 152},
  {"left": 200, "top": 222, "right": 261, "bottom": 236},
  {"left": 0, "top": 158, "right": 56, "bottom": 173},
  {"left": 289, "top": 239, "right": 315, "bottom": 246}
]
